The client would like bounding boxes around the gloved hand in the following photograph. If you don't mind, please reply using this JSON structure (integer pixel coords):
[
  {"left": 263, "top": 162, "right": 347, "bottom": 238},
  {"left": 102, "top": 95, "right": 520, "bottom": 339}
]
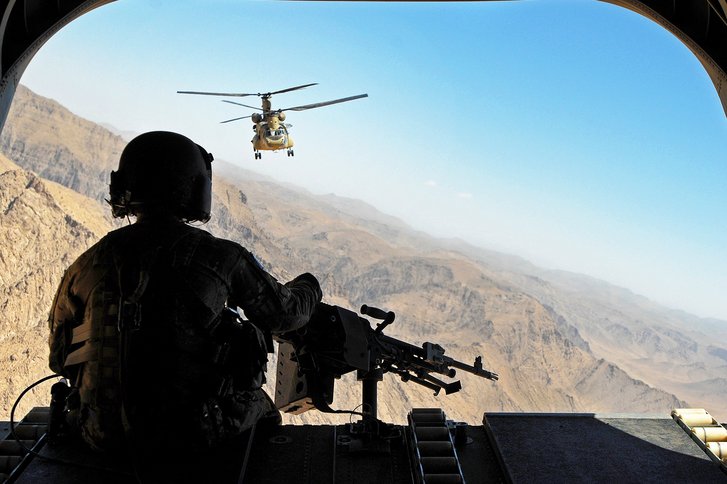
[{"left": 287, "top": 272, "right": 323, "bottom": 302}]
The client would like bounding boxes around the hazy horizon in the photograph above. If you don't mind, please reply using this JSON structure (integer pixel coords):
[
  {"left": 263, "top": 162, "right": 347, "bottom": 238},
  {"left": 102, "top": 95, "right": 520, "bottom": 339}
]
[{"left": 17, "top": 0, "right": 727, "bottom": 320}]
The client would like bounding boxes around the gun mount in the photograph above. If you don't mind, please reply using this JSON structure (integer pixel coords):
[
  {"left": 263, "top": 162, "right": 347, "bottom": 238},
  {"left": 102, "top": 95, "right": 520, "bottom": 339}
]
[{"left": 274, "top": 302, "right": 498, "bottom": 421}]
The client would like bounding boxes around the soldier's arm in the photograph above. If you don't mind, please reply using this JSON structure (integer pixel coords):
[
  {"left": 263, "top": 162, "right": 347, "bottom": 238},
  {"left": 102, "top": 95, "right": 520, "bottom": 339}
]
[
  {"left": 228, "top": 247, "right": 322, "bottom": 333},
  {"left": 48, "top": 270, "right": 80, "bottom": 375},
  {"left": 47, "top": 248, "right": 101, "bottom": 376}
]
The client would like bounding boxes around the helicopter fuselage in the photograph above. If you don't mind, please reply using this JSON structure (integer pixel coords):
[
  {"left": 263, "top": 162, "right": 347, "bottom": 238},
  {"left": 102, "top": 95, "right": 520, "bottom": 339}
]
[{"left": 252, "top": 113, "right": 294, "bottom": 158}]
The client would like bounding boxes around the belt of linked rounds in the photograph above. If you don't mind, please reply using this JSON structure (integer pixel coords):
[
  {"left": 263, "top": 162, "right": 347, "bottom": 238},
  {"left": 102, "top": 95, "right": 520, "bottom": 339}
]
[{"left": 672, "top": 407, "right": 727, "bottom": 474}]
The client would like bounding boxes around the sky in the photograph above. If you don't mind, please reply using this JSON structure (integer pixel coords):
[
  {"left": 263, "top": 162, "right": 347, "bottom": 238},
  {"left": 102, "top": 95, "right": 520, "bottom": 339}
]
[{"left": 19, "top": 0, "right": 727, "bottom": 320}]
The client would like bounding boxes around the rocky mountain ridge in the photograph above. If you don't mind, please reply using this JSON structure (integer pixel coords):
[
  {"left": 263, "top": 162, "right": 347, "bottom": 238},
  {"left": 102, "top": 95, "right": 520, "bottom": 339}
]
[
  {"left": 2, "top": 85, "right": 723, "bottom": 425},
  {"left": 0, "top": 154, "right": 109, "bottom": 422}
]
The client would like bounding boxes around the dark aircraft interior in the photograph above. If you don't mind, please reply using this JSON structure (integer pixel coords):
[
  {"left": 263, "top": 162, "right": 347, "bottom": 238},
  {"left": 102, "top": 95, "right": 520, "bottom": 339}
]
[{"left": 0, "top": 1, "right": 725, "bottom": 482}]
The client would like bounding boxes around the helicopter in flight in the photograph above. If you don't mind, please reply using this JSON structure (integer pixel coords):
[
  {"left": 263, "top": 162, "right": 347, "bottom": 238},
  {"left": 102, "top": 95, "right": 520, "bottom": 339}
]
[{"left": 178, "top": 83, "right": 367, "bottom": 159}]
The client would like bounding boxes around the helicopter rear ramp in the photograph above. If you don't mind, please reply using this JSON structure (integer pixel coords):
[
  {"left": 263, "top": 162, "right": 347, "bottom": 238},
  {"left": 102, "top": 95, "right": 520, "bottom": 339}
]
[
  {"left": 483, "top": 412, "right": 727, "bottom": 483},
  {"left": 5, "top": 408, "right": 727, "bottom": 483}
]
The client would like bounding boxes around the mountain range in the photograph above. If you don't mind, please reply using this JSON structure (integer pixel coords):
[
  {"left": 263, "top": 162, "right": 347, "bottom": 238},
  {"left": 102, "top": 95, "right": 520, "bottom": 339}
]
[{"left": 1, "top": 85, "right": 724, "bottom": 426}]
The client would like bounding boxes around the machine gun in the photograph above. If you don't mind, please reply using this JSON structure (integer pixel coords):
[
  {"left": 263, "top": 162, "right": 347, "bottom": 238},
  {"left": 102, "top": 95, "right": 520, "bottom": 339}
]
[{"left": 274, "top": 302, "right": 498, "bottom": 421}]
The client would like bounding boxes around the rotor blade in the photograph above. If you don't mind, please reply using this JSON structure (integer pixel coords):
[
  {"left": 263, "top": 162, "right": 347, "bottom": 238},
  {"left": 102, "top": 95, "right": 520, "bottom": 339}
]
[
  {"left": 180, "top": 83, "right": 318, "bottom": 98},
  {"left": 178, "top": 90, "right": 257, "bottom": 97},
  {"left": 281, "top": 94, "right": 368, "bottom": 112},
  {"left": 267, "top": 83, "right": 318, "bottom": 96},
  {"left": 220, "top": 115, "right": 252, "bottom": 124},
  {"left": 222, "top": 100, "right": 262, "bottom": 111}
]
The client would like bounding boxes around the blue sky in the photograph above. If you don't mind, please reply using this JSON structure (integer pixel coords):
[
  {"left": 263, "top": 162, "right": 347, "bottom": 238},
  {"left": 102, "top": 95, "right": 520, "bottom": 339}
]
[{"left": 19, "top": 0, "right": 727, "bottom": 319}]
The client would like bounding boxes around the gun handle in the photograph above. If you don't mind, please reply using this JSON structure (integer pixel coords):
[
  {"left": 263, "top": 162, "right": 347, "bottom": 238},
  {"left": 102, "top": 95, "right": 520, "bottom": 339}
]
[
  {"left": 361, "top": 305, "right": 396, "bottom": 334},
  {"left": 361, "top": 305, "right": 389, "bottom": 320}
]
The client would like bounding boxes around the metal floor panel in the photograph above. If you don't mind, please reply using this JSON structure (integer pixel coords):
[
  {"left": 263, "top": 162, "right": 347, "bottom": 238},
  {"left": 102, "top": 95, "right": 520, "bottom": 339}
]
[
  {"left": 13, "top": 437, "right": 135, "bottom": 484},
  {"left": 484, "top": 413, "right": 727, "bottom": 483},
  {"left": 241, "top": 424, "right": 337, "bottom": 484}
]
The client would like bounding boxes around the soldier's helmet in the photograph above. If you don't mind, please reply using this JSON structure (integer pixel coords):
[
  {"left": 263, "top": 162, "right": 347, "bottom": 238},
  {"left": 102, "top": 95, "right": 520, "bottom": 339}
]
[{"left": 109, "top": 131, "right": 213, "bottom": 222}]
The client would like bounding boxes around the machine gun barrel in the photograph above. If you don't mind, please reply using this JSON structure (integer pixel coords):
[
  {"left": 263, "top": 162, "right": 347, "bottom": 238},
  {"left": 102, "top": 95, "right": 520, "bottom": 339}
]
[
  {"left": 447, "top": 355, "right": 499, "bottom": 381},
  {"left": 376, "top": 334, "right": 498, "bottom": 383}
]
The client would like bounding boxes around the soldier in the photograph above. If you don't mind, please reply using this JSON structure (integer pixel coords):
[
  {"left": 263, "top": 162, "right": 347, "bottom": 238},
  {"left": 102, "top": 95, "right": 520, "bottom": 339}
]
[{"left": 48, "top": 131, "right": 322, "bottom": 482}]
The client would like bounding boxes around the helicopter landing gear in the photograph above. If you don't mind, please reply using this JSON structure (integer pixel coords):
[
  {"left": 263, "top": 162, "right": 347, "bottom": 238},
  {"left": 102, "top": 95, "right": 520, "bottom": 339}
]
[
  {"left": 254, "top": 151, "right": 262, "bottom": 160},
  {"left": 287, "top": 149, "right": 294, "bottom": 157}
]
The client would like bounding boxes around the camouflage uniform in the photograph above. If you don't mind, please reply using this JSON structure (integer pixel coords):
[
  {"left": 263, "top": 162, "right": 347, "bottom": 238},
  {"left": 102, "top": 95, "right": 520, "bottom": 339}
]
[{"left": 48, "top": 217, "right": 321, "bottom": 468}]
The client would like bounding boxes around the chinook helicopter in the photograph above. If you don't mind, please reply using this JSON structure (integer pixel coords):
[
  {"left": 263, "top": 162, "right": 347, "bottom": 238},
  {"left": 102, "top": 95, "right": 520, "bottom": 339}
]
[{"left": 178, "top": 83, "right": 367, "bottom": 159}]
